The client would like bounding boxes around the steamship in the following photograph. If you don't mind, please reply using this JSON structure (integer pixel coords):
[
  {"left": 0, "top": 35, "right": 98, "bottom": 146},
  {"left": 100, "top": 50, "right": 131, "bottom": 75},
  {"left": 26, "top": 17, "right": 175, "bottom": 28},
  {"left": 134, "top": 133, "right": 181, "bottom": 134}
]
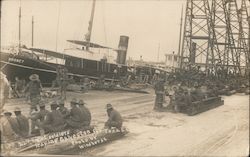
[
  {"left": 0, "top": 36, "right": 129, "bottom": 86},
  {"left": 0, "top": 0, "right": 129, "bottom": 86}
]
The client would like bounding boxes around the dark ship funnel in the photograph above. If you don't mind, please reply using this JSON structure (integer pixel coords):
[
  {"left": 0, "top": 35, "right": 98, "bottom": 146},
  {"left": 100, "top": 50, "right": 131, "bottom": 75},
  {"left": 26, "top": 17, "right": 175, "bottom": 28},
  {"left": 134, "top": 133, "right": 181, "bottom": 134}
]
[{"left": 116, "top": 36, "right": 129, "bottom": 65}]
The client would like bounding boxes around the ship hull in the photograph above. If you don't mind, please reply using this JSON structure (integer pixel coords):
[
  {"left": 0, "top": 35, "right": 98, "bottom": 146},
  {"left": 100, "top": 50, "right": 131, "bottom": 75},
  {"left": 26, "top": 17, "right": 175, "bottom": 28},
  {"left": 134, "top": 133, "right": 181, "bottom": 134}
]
[{"left": 0, "top": 52, "right": 127, "bottom": 86}]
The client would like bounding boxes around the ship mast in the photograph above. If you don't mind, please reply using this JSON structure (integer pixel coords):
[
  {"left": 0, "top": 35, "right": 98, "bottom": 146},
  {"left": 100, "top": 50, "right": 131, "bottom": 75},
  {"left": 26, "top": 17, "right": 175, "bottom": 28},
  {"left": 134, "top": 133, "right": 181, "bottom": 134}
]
[
  {"left": 85, "top": 0, "right": 96, "bottom": 51},
  {"left": 31, "top": 16, "right": 34, "bottom": 48},
  {"left": 0, "top": 0, "right": 2, "bottom": 52},
  {"left": 18, "top": 1, "right": 22, "bottom": 54}
]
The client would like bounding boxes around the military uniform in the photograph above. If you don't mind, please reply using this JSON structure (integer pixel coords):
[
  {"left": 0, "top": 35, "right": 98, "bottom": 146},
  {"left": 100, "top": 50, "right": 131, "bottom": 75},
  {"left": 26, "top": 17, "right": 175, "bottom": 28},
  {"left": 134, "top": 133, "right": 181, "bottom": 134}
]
[
  {"left": 78, "top": 100, "right": 91, "bottom": 126},
  {"left": 16, "top": 114, "right": 29, "bottom": 137},
  {"left": 154, "top": 80, "right": 165, "bottom": 110},
  {"left": 66, "top": 105, "right": 86, "bottom": 128},
  {"left": 25, "top": 74, "right": 42, "bottom": 107},
  {"left": 42, "top": 109, "right": 65, "bottom": 133},
  {"left": 6, "top": 116, "right": 21, "bottom": 136},
  {"left": 105, "top": 104, "right": 123, "bottom": 129},
  {"left": 59, "top": 106, "right": 70, "bottom": 119},
  {"left": 1, "top": 115, "right": 18, "bottom": 142}
]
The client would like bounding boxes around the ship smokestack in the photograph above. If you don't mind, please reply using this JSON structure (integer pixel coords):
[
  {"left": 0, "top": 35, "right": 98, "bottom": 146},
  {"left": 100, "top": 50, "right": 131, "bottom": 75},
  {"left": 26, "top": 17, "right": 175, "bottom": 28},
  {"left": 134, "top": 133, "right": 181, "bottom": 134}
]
[{"left": 116, "top": 35, "right": 129, "bottom": 65}]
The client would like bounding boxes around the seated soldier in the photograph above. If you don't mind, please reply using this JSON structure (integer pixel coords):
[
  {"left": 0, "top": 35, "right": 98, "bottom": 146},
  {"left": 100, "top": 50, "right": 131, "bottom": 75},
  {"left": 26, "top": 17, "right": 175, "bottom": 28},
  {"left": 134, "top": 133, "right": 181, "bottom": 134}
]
[
  {"left": 0, "top": 110, "right": 20, "bottom": 142},
  {"left": 57, "top": 99, "right": 70, "bottom": 119},
  {"left": 42, "top": 102, "right": 65, "bottom": 133},
  {"left": 30, "top": 101, "right": 49, "bottom": 134},
  {"left": 14, "top": 107, "right": 29, "bottom": 137},
  {"left": 65, "top": 98, "right": 85, "bottom": 129},
  {"left": 3, "top": 110, "right": 21, "bottom": 137},
  {"left": 175, "top": 90, "right": 192, "bottom": 112},
  {"left": 78, "top": 100, "right": 91, "bottom": 126},
  {"left": 191, "top": 83, "right": 205, "bottom": 102},
  {"left": 104, "top": 104, "right": 123, "bottom": 130}
]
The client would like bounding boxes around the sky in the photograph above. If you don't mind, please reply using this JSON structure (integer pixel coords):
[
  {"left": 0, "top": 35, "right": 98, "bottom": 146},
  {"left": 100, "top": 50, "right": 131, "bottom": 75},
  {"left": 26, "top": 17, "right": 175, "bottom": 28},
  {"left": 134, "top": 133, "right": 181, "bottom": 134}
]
[{"left": 1, "top": 0, "right": 186, "bottom": 62}]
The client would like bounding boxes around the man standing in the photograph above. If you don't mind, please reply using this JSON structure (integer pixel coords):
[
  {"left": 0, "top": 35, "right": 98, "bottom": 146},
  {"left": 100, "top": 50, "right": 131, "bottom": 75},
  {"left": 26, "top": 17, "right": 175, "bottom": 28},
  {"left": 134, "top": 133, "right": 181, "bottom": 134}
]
[
  {"left": 24, "top": 74, "right": 42, "bottom": 109},
  {"left": 14, "top": 107, "right": 29, "bottom": 137},
  {"left": 78, "top": 100, "right": 91, "bottom": 126},
  {"left": 105, "top": 104, "right": 123, "bottom": 129},
  {"left": 154, "top": 78, "right": 165, "bottom": 110},
  {"left": 42, "top": 102, "right": 65, "bottom": 133}
]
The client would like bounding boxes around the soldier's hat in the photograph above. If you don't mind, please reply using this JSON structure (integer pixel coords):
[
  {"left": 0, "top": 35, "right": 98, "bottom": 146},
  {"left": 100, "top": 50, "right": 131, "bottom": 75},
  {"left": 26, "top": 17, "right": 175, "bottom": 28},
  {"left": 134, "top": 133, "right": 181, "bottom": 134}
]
[
  {"left": 29, "top": 74, "right": 39, "bottom": 81},
  {"left": 14, "top": 107, "right": 21, "bottom": 112},
  {"left": 3, "top": 109, "right": 12, "bottom": 115},
  {"left": 106, "top": 103, "right": 113, "bottom": 109},
  {"left": 50, "top": 101, "right": 58, "bottom": 108},
  {"left": 70, "top": 98, "right": 78, "bottom": 105},
  {"left": 78, "top": 99, "right": 85, "bottom": 105}
]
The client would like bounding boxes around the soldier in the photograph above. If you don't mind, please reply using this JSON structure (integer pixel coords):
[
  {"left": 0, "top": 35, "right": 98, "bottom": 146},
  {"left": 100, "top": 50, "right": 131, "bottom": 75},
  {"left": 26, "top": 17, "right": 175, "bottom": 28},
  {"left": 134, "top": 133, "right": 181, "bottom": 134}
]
[
  {"left": 42, "top": 102, "right": 65, "bottom": 133},
  {"left": 96, "top": 74, "right": 106, "bottom": 89},
  {"left": 0, "top": 110, "right": 19, "bottom": 142},
  {"left": 30, "top": 101, "right": 49, "bottom": 134},
  {"left": 3, "top": 110, "right": 21, "bottom": 137},
  {"left": 14, "top": 107, "right": 29, "bottom": 137},
  {"left": 0, "top": 72, "right": 10, "bottom": 112},
  {"left": 174, "top": 89, "right": 191, "bottom": 113},
  {"left": 60, "top": 67, "right": 69, "bottom": 100},
  {"left": 24, "top": 74, "right": 42, "bottom": 109},
  {"left": 14, "top": 77, "right": 24, "bottom": 97},
  {"left": 66, "top": 98, "right": 85, "bottom": 129},
  {"left": 78, "top": 100, "right": 91, "bottom": 126},
  {"left": 104, "top": 104, "right": 123, "bottom": 130},
  {"left": 154, "top": 78, "right": 165, "bottom": 110},
  {"left": 29, "top": 105, "right": 39, "bottom": 134},
  {"left": 191, "top": 83, "right": 205, "bottom": 102},
  {"left": 57, "top": 99, "right": 70, "bottom": 119}
]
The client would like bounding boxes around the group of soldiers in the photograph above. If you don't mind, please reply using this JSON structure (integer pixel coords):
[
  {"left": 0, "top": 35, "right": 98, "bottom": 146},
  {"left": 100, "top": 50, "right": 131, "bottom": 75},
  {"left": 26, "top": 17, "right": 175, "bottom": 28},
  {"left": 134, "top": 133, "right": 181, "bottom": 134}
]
[
  {"left": 153, "top": 65, "right": 249, "bottom": 112},
  {"left": 1, "top": 96, "right": 123, "bottom": 142},
  {"left": 1, "top": 72, "right": 123, "bottom": 143}
]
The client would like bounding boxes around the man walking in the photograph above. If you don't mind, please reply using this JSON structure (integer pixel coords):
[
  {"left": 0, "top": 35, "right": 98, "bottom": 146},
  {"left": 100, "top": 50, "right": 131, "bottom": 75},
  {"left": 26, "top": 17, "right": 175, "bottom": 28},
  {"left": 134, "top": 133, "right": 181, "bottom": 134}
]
[{"left": 25, "top": 74, "right": 42, "bottom": 109}]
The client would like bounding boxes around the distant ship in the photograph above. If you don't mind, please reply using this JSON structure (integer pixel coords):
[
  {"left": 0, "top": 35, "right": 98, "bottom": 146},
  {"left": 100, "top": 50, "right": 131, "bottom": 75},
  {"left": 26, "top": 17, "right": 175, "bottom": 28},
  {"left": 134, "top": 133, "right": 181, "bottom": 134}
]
[{"left": 0, "top": 0, "right": 129, "bottom": 86}]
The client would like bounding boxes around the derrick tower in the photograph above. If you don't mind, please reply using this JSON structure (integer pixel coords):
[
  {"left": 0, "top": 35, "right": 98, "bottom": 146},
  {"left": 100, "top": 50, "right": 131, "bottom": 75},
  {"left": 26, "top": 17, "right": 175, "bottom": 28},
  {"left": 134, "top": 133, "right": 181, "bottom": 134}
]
[{"left": 180, "top": 0, "right": 211, "bottom": 70}]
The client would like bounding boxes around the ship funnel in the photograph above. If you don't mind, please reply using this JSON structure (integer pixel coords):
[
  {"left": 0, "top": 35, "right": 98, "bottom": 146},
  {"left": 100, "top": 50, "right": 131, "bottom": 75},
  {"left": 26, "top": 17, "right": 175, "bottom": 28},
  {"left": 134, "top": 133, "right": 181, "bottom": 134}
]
[{"left": 116, "top": 35, "right": 129, "bottom": 65}]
